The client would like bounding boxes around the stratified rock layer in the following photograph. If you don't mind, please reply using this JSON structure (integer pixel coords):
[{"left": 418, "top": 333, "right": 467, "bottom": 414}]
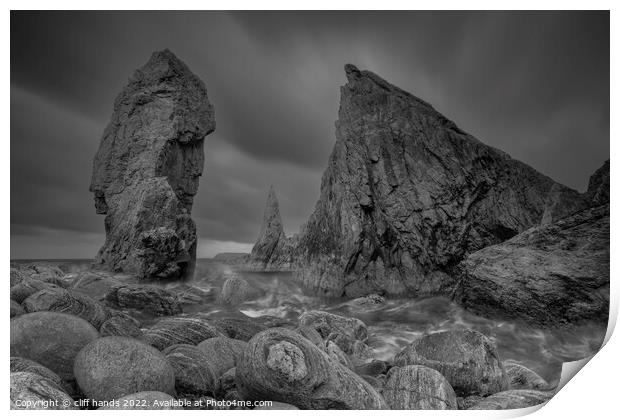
[
  {"left": 90, "top": 49, "right": 215, "bottom": 280},
  {"left": 295, "top": 64, "right": 584, "bottom": 297}
]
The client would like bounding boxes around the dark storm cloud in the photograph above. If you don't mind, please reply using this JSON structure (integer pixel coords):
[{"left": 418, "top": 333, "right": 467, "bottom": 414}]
[{"left": 10, "top": 11, "right": 609, "bottom": 258}]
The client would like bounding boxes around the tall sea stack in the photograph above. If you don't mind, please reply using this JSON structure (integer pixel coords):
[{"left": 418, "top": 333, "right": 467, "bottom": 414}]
[
  {"left": 295, "top": 64, "right": 585, "bottom": 298},
  {"left": 90, "top": 49, "right": 215, "bottom": 280}
]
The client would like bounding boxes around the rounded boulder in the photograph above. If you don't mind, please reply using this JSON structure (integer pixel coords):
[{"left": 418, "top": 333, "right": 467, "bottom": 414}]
[
  {"left": 383, "top": 365, "right": 457, "bottom": 409},
  {"left": 11, "top": 311, "right": 100, "bottom": 380},
  {"left": 73, "top": 336, "right": 176, "bottom": 401}
]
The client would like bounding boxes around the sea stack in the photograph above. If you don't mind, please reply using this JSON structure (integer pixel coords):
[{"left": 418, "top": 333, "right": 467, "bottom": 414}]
[
  {"left": 246, "top": 186, "right": 295, "bottom": 270},
  {"left": 295, "top": 64, "right": 585, "bottom": 297},
  {"left": 90, "top": 49, "right": 215, "bottom": 280}
]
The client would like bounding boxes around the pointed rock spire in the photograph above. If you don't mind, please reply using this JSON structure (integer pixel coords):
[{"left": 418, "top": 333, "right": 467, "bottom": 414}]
[{"left": 250, "top": 186, "right": 285, "bottom": 264}]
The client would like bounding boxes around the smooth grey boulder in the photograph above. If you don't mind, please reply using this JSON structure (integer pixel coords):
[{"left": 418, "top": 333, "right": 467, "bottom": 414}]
[
  {"left": 10, "top": 372, "right": 76, "bottom": 410},
  {"left": 106, "top": 284, "right": 182, "bottom": 316},
  {"left": 101, "top": 391, "right": 182, "bottom": 410},
  {"left": 162, "top": 344, "right": 218, "bottom": 398},
  {"left": 73, "top": 336, "right": 176, "bottom": 401},
  {"left": 10, "top": 300, "right": 25, "bottom": 318},
  {"left": 10, "top": 357, "right": 64, "bottom": 389},
  {"left": 197, "top": 336, "right": 247, "bottom": 378},
  {"left": 236, "top": 328, "right": 387, "bottom": 409},
  {"left": 454, "top": 204, "right": 609, "bottom": 328},
  {"left": 22, "top": 288, "right": 109, "bottom": 329},
  {"left": 219, "top": 274, "right": 252, "bottom": 306},
  {"left": 295, "top": 64, "right": 585, "bottom": 298},
  {"left": 504, "top": 361, "right": 550, "bottom": 391},
  {"left": 11, "top": 312, "right": 100, "bottom": 380},
  {"left": 468, "top": 389, "right": 554, "bottom": 409},
  {"left": 10, "top": 278, "right": 63, "bottom": 303},
  {"left": 90, "top": 49, "right": 215, "bottom": 281},
  {"left": 144, "top": 317, "right": 221, "bottom": 350},
  {"left": 382, "top": 365, "right": 457, "bottom": 410},
  {"left": 394, "top": 329, "right": 508, "bottom": 397}
]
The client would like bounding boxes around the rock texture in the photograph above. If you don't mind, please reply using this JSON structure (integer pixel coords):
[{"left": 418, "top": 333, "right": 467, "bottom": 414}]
[
  {"left": 10, "top": 312, "right": 100, "bottom": 380},
  {"left": 162, "top": 344, "right": 218, "bottom": 398},
  {"left": 295, "top": 64, "right": 584, "bottom": 297},
  {"left": 587, "top": 159, "right": 610, "bottom": 206},
  {"left": 394, "top": 329, "right": 508, "bottom": 397},
  {"left": 503, "top": 361, "right": 550, "bottom": 391},
  {"left": 453, "top": 204, "right": 609, "bottom": 327},
  {"left": 197, "top": 337, "right": 247, "bottom": 378},
  {"left": 90, "top": 49, "right": 215, "bottom": 280},
  {"left": 144, "top": 317, "right": 221, "bottom": 350},
  {"left": 245, "top": 186, "right": 296, "bottom": 270},
  {"left": 74, "top": 336, "right": 176, "bottom": 401},
  {"left": 105, "top": 284, "right": 182, "bottom": 316},
  {"left": 10, "top": 357, "right": 64, "bottom": 390},
  {"left": 236, "top": 328, "right": 387, "bottom": 409},
  {"left": 468, "top": 389, "right": 553, "bottom": 410},
  {"left": 382, "top": 365, "right": 457, "bottom": 410},
  {"left": 10, "top": 372, "right": 76, "bottom": 410}
]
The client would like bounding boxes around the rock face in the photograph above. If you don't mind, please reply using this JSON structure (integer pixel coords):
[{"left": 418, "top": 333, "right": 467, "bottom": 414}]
[
  {"left": 382, "top": 365, "right": 457, "bottom": 409},
  {"left": 246, "top": 186, "right": 296, "bottom": 270},
  {"left": 90, "top": 49, "right": 215, "bottom": 281},
  {"left": 295, "top": 64, "right": 584, "bottom": 297},
  {"left": 453, "top": 204, "right": 610, "bottom": 327},
  {"left": 236, "top": 328, "right": 387, "bottom": 409},
  {"left": 73, "top": 336, "right": 176, "bottom": 401},
  {"left": 394, "top": 329, "right": 508, "bottom": 397},
  {"left": 587, "top": 159, "right": 609, "bottom": 206},
  {"left": 10, "top": 312, "right": 100, "bottom": 380}
]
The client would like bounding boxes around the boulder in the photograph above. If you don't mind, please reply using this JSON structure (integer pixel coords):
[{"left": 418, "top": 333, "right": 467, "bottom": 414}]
[
  {"left": 101, "top": 391, "right": 182, "bottom": 410},
  {"left": 394, "top": 329, "right": 508, "bottom": 397},
  {"left": 298, "top": 310, "right": 368, "bottom": 341},
  {"left": 10, "top": 372, "right": 76, "bottom": 410},
  {"left": 197, "top": 336, "right": 248, "bottom": 378},
  {"left": 245, "top": 186, "right": 296, "bottom": 270},
  {"left": 504, "top": 361, "right": 550, "bottom": 391},
  {"left": 73, "top": 336, "right": 176, "bottom": 401},
  {"left": 10, "top": 312, "right": 100, "bottom": 380},
  {"left": 90, "top": 49, "right": 215, "bottom": 281},
  {"left": 10, "top": 278, "right": 63, "bottom": 303},
  {"left": 347, "top": 294, "right": 386, "bottom": 311},
  {"left": 10, "top": 357, "right": 64, "bottom": 389},
  {"left": 294, "top": 64, "right": 585, "bottom": 297},
  {"left": 587, "top": 160, "right": 609, "bottom": 206},
  {"left": 106, "top": 284, "right": 182, "bottom": 316},
  {"left": 295, "top": 325, "right": 325, "bottom": 349},
  {"left": 454, "top": 204, "right": 610, "bottom": 327},
  {"left": 10, "top": 299, "right": 25, "bottom": 318},
  {"left": 162, "top": 344, "right": 218, "bottom": 398},
  {"left": 210, "top": 317, "right": 267, "bottom": 341},
  {"left": 468, "top": 389, "right": 554, "bottom": 410},
  {"left": 70, "top": 271, "right": 123, "bottom": 301},
  {"left": 219, "top": 274, "right": 252, "bottom": 306},
  {"left": 326, "top": 340, "right": 353, "bottom": 368},
  {"left": 22, "top": 288, "right": 109, "bottom": 329},
  {"left": 10, "top": 267, "right": 29, "bottom": 287},
  {"left": 236, "top": 328, "right": 387, "bottom": 409},
  {"left": 382, "top": 365, "right": 457, "bottom": 410},
  {"left": 144, "top": 317, "right": 221, "bottom": 350},
  {"left": 99, "top": 312, "right": 144, "bottom": 339}
]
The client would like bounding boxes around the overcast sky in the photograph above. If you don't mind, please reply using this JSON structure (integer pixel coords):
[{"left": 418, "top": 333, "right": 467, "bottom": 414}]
[{"left": 11, "top": 11, "right": 609, "bottom": 259}]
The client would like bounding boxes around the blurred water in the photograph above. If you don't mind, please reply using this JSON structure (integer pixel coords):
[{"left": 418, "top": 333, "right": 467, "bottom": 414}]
[{"left": 18, "top": 258, "right": 607, "bottom": 386}]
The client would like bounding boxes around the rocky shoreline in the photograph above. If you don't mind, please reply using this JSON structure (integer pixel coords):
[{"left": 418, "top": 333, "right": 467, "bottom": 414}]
[{"left": 10, "top": 262, "right": 559, "bottom": 410}]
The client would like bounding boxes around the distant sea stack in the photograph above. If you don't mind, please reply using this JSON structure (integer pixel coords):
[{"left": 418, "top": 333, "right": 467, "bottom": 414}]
[
  {"left": 295, "top": 64, "right": 585, "bottom": 298},
  {"left": 245, "top": 186, "right": 296, "bottom": 270},
  {"left": 90, "top": 49, "right": 215, "bottom": 280}
]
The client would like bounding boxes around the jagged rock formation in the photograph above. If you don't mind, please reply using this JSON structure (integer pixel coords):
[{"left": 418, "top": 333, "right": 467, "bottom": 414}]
[
  {"left": 90, "top": 49, "right": 215, "bottom": 281},
  {"left": 587, "top": 159, "right": 610, "bottom": 206},
  {"left": 295, "top": 64, "right": 585, "bottom": 297},
  {"left": 244, "top": 186, "right": 296, "bottom": 270}
]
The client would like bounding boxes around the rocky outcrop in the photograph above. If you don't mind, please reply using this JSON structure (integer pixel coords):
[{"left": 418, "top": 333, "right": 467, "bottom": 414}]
[
  {"left": 244, "top": 186, "right": 296, "bottom": 271},
  {"left": 295, "top": 64, "right": 584, "bottom": 297},
  {"left": 90, "top": 49, "right": 215, "bottom": 281},
  {"left": 394, "top": 329, "right": 508, "bottom": 397},
  {"left": 453, "top": 204, "right": 609, "bottom": 328},
  {"left": 587, "top": 159, "right": 609, "bottom": 206}
]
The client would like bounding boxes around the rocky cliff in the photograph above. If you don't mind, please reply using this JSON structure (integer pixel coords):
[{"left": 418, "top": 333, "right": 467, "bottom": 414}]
[
  {"left": 90, "top": 49, "right": 215, "bottom": 280},
  {"left": 244, "top": 186, "right": 296, "bottom": 270},
  {"left": 453, "top": 161, "right": 610, "bottom": 327},
  {"left": 295, "top": 64, "right": 585, "bottom": 297}
]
